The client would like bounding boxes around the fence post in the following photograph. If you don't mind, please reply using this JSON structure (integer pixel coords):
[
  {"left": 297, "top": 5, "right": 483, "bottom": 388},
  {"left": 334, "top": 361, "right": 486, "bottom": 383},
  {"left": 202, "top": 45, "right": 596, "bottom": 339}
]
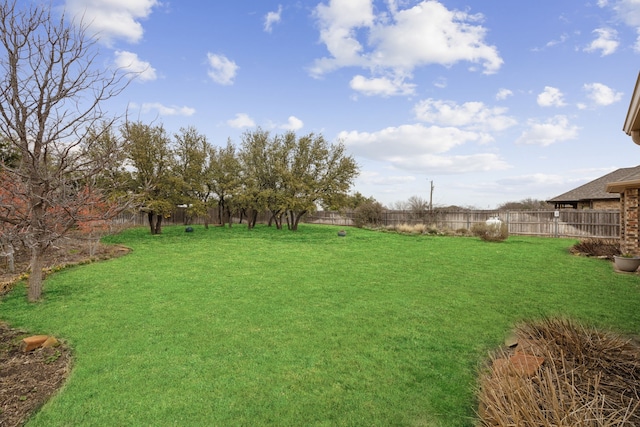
[{"left": 554, "top": 210, "right": 559, "bottom": 238}]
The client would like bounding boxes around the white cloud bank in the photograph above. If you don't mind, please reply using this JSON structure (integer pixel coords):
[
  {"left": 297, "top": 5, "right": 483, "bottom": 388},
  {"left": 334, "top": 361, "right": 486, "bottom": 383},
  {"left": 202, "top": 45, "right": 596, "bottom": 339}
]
[
  {"left": 413, "top": 99, "right": 517, "bottom": 132},
  {"left": 516, "top": 115, "right": 579, "bottom": 146},
  {"left": 65, "top": 0, "right": 159, "bottom": 45},
  {"left": 338, "top": 124, "right": 509, "bottom": 174},
  {"left": 311, "top": 0, "right": 502, "bottom": 96}
]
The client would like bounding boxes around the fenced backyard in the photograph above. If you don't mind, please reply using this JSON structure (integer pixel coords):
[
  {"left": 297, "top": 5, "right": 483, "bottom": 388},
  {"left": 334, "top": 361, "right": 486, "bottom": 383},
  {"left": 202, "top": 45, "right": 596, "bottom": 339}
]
[{"left": 115, "top": 209, "right": 621, "bottom": 239}]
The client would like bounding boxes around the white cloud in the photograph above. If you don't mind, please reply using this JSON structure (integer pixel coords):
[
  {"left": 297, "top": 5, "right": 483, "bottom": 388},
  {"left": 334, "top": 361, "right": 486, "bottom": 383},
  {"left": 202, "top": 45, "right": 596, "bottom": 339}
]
[
  {"left": 545, "top": 33, "right": 569, "bottom": 48},
  {"left": 338, "top": 124, "right": 508, "bottom": 173},
  {"left": 497, "top": 173, "right": 567, "bottom": 187},
  {"left": 583, "top": 82, "right": 623, "bottom": 106},
  {"left": 496, "top": 88, "right": 513, "bottom": 100},
  {"left": 609, "top": 0, "right": 640, "bottom": 27},
  {"left": 389, "top": 153, "right": 510, "bottom": 174},
  {"left": 227, "top": 113, "right": 255, "bottom": 128},
  {"left": 584, "top": 28, "right": 619, "bottom": 56},
  {"left": 349, "top": 75, "right": 416, "bottom": 96},
  {"left": 537, "top": 86, "right": 566, "bottom": 107},
  {"left": 264, "top": 5, "right": 283, "bottom": 33},
  {"left": 604, "top": 1, "right": 640, "bottom": 51},
  {"left": 310, "top": 0, "right": 503, "bottom": 86},
  {"left": 357, "top": 171, "right": 416, "bottom": 186},
  {"left": 141, "top": 103, "right": 195, "bottom": 116},
  {"left": 65, "top": 0, "right": 158, "bottom": 45},
  {"left": 516, "top": 115, "right": 579, "bottom": 146},
  {"left": 114, "top": 51, "right": 156, "bottom": 82},
  {"left": 414, "top": 99, "right": 516, "bottom": 132},
  {"left": 207, "top": 53, "right": 239, "bottom": 85},
  {"left": 280, "top": 116, "right": 304, "bottom": 131}
]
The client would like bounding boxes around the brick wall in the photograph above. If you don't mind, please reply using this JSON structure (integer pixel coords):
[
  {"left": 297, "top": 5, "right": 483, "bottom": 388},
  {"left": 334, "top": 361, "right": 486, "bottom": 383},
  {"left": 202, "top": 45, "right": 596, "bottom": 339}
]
[{"left": 621, "top": 189, "right": 640, "bottom": 255}]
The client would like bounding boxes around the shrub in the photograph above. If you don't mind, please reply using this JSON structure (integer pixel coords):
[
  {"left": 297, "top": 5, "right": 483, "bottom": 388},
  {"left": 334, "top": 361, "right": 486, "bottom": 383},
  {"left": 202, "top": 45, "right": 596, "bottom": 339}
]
[
  {"left": 353, "top": 201, "right": 385, "bottom": 228},
  {"left": 455, "top": 228, "right": 470, "bottom": 236},
  {"left": 471, "top": 222, "right": 509, "bottom": 242},
  {"left": 395, "top": 223, "right": 427, "bottom": 234},
  {"left": 570, "top": 238, "right": 620, "bottom": 259}
]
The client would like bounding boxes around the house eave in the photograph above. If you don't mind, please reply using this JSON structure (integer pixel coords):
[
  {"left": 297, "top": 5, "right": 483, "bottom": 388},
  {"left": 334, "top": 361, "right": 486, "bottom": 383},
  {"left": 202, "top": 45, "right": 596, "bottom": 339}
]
[
  {"left": 623, "top": 71, "right": 640, "bottom": 145},
  {"left": 606, "top": 179, "right": 640, "bottom": 194}
]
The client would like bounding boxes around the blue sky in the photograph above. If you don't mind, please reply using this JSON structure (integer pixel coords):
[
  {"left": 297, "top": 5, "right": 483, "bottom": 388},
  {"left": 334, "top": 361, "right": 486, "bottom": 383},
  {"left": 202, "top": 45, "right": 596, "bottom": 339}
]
[{"left": 51, "top": 0, "right": 640, "bottom": 208}]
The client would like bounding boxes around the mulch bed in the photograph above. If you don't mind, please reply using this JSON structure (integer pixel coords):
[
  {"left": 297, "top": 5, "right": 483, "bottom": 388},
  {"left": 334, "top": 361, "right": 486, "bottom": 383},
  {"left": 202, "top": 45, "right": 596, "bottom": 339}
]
[{"left": 0, "top": 323, "right": 72, "bottom": 427}]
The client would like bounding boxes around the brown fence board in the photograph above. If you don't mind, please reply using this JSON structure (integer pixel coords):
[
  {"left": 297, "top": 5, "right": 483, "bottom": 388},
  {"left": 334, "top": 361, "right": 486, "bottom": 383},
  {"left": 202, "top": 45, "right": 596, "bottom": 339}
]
[{"left": 114, "top": 208, "right": 621, "bottom": 239}]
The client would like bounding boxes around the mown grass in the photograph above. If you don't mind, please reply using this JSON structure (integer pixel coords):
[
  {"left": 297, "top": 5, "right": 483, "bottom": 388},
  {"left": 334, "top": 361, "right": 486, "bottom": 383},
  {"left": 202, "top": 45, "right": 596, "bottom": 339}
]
[{"left": 1, "top": 224, "right": 639, "bottom": 426}]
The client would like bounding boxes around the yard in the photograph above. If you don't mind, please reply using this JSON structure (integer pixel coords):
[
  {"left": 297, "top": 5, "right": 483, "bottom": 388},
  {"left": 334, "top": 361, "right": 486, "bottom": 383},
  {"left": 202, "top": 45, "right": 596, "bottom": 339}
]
[{"left": 1, "top": 224, "right": 639, "bottom": 426}]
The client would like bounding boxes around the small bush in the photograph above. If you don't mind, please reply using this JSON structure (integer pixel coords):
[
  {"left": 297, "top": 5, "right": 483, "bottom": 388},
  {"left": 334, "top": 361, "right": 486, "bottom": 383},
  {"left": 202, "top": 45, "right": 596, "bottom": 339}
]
[
  {"left": 353, "top": 201, "right": 385, "bottom": 228},
  {"left": 394, "top": 223, "right": 427, "bottom": 234},
  {"left": 571, "top": 238, "right": 620, "bottom": 259},
  {"left": 471, "top": 222, "right": 509, "bottom": 242}
]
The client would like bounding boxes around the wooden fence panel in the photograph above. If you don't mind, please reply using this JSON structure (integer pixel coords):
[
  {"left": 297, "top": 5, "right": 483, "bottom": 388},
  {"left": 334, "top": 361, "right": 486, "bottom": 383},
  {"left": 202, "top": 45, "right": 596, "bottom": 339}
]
[
  {"left": 113, "top": 208, "right": 621, "bottom": 239},
  {"left": 305, "top": 209, "right": 621, "bottom": 239}
]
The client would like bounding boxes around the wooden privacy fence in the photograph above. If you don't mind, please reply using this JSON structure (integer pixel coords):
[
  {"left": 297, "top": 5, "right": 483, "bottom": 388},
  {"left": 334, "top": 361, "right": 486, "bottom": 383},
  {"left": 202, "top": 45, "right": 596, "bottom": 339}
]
[
  {"left": 113, "top": 208, "right": 621, "bottom": 239},
  {"left": 304, "top": 210, "right": 621, "bottom": 239}
]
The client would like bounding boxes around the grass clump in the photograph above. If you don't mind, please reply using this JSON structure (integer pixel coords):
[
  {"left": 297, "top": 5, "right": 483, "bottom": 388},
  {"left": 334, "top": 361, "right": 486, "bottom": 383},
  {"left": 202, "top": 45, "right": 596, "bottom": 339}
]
[
  {"left": 571, "top": 238, "right": 620, "bottom": 259},
  {"left": 478, "top": 318, "right": 640, "bottom": 426},
  {"left": 471, "top": 221, "right": 509, "bottom": 242}
]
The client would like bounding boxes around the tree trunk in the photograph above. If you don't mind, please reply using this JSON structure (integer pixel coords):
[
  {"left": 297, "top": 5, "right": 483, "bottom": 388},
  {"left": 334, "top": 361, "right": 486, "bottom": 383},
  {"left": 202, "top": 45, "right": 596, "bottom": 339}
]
[
  {"left": 5, "top": 243, "right": 15, "bottom": 273},
  {"left": 28, "top": 245, "right": 45, "bottom": 302},
  {"left": 246, "top": 209, "right": 255, "bottom": 229},
  {"left": 289, "top": 210, "right": 307, "bottom": 231},
  {"left": 269, "top": 210, "right": 283, "bottom": 229},
  {"left": 148, "top": 212, "right": 155, "bottom": 234},
  {"left": 154, "top": 215, "right": 163, "bottom": 234},
  {"left": 147, "top": 212, "right": 163, "bottom": 234}
]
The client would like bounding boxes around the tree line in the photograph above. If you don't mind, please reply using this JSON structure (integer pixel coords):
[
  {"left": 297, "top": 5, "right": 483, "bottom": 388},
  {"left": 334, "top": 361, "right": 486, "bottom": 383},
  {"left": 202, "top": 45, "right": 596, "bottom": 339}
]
[{"left": 96, "top": 123, "right": 359, "bottom": 234}]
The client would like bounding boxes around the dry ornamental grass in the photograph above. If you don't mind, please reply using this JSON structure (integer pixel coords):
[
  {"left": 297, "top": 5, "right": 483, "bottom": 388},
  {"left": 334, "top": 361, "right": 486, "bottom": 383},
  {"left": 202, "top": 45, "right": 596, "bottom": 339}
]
[{"left": 478, "top": 318, "right": 640, "bottom": 426}]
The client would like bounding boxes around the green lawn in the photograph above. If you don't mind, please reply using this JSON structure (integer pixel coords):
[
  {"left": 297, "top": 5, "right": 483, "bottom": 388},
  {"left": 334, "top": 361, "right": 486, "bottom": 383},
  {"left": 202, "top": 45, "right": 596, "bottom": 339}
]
[{"left": 2, "top": 224, "right": 639, "bottom": 426}]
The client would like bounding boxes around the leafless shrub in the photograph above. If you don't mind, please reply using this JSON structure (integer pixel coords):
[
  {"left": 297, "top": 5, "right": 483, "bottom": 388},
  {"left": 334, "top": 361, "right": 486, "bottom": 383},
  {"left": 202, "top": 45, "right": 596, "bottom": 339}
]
[{"left": 478, "top": 318, "right": 640, "bottom": 426}]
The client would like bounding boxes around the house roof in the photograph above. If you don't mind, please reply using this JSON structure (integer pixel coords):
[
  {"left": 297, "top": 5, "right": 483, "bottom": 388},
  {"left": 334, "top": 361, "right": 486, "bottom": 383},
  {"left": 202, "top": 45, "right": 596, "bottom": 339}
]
[{"left": 547, "top": 165, "right": 640, "bottom": 203}]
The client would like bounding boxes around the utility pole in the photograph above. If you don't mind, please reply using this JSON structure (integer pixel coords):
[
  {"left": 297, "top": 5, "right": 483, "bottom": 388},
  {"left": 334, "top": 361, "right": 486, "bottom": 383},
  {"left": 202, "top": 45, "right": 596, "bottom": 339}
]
[{"left": 429, "top": 180, "right": 434, "bottom": 212}]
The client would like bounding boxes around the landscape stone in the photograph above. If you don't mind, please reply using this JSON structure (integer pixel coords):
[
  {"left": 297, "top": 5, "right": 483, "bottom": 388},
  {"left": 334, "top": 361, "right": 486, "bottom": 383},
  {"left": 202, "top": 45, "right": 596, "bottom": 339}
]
[
  {"left": 42, "top": 336, "right": 59, "bottom": 348},
  {"left": 22, "top": 335, "right": 49, "bottom": 352}
]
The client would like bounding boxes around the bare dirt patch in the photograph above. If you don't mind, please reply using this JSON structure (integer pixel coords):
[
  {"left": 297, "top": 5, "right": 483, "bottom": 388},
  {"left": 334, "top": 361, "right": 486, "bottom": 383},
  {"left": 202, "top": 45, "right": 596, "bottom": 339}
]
[{"left": 0, "top": 236, "right": 130, "bottom": 426}]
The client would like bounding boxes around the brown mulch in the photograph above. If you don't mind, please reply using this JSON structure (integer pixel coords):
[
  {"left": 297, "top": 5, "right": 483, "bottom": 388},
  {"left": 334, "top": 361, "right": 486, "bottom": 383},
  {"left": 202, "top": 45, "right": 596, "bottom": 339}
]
[
  {"left": 0, "top": 323, "right": 72, "bottom": 427},
  {"left": 0, "top": 236, "right": 130, "bottom": 427}
]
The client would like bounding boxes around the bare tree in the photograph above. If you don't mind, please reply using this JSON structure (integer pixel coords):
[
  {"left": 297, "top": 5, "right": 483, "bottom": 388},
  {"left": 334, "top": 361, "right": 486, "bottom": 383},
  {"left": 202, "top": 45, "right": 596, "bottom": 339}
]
[{"left": 0, "top": 1, "right": 127, "bottom": 301}]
